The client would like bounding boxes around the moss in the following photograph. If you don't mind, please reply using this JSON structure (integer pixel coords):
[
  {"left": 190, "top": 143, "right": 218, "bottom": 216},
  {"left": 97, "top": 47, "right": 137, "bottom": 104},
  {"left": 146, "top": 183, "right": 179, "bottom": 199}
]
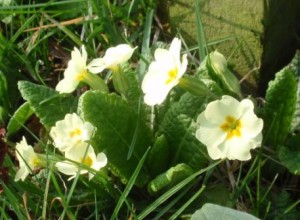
[{"left": 170, "top": 0, "right": 263, "bottom": 94}]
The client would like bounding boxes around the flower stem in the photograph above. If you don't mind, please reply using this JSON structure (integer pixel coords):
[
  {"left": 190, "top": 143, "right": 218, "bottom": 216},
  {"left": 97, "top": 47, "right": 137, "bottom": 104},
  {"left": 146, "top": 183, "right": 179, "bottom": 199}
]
[{"left": 84, "top": 72, "right": 109, "bottom": 93}]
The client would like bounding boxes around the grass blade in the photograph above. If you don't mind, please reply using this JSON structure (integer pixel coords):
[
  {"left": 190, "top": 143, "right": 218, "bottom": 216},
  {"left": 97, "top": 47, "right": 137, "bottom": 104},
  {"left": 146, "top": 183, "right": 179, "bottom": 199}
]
[
  {"left": 137, "top": 160, "right": 223, "bottom": 219},
  {"left": 194, "top": 0, "right": 208, "bottom": 60},
  {"left": 110, "top": 147, "right": 151, "bottom": 220}
]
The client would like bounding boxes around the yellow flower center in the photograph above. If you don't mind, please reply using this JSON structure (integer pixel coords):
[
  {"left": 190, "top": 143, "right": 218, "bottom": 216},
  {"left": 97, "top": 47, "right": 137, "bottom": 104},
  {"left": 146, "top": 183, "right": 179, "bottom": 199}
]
[
  {"left": 32, "top": 157, "right": 40, "bottom": 167},
  {"left": 69, "top": 128, "right": 82, "bottom": 138},
  {"left": 220, "top": 116, "right": 242, "bottom": 140},
  {"left": 76, "top": 70, "right": 87, "bottom": 81},
  {"left": 165, "top": 68, "right": 178, "bottom": 84},
  {"left": 82, "top": 156, "right": 93, "bottom": 167}
]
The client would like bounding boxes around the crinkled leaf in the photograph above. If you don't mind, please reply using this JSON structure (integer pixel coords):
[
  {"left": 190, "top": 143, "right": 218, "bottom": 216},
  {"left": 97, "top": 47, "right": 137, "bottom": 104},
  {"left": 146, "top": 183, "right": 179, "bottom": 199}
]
[
  {"left": 159, "top": 92, "right": 209, "bottom": 170},
  {"left": 147, "top": 135, "right": 170, "bottom": 177},
  {"left": 263, "top": 67, "right": 297, "bottom": 147},
  {"left": 7, "top": 102, "right": 33, "bottom": 138},
  {"left": 78, "top": 91, "right": 151, "bottom": 186},
  {"left": 278, "top": 147, "right": 300, "bottom": 175},
  {"left": 17, "top": 81, "right": 78, "bottom": 129},
  {"left": 290, "top": 52, "right": 300, "bottom": 131},
  {"left": 121, "top": 63, "right": 142, "bottom": 110},
  {"left": 147, "top": 163, "right": 193, "bottom": 196},
  {"left": 191, "top": 203, "right": 259, "bottom": 220}
]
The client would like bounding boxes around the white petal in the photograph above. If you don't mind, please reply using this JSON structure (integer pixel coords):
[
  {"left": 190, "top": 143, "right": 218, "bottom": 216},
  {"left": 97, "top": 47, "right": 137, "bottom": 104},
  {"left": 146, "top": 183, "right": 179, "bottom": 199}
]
[
  {"left": 224, "top": 137, "right": 253, "bottom": 161},
  {"left": 55, "top": 77, "right": 79, "bottom": 94},
  {"left": 82, "top": 122, "right": 96, "bottom": 141},
  {"left": 205, "top": 96, "right": 242, "bottom": 124},
  {"left": 143, "top": 88, "right": 170, "bottom": 106},
  {"left": 195, "top": 124, "right": 227, "bottom": 149},
  {"left": 169, "top": 37, "right": 181, "bottom": 59},
  {"left": 104, "top": 44, "right": 135, "bottom": 68},
  {"left": 154, "top": 49, "right": 174, "bottom": 66},
  {"left": 81, "top": 45, "right": 88, "bottom": 64},
  {"left": 15, "top": 167, "right": 30, "bottom": 182},
  {"left": 178, "top": 54, "right": 188, "bottom": 78},
  {"left": 87, "top": 58, "right": 106, "bottom": 74},
  {"left": 206, "top": 143, "right": 226, "bottom": 160},
  {"left": 55, "top": 161, "right": 78, "bottom": 176},
  {"left": 240, "top": 111, "right": 263, "bottom": 138},
  {"left": 92, "top": 152, "right": 107, "bottom": 171}
]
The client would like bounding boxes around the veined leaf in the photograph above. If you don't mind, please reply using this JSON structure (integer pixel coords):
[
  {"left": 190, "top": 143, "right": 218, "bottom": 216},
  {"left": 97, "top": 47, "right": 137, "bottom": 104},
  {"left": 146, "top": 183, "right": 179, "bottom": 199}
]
[
  {"left": 122, "top": 63, "right": 142, "bottom": 110},
  {"left": 18, "top": 81, "right": 78, "bottom": 129},
  {"left": 7, "top": 102, "right": 33, "bottom": 138},
  {"left": 147, "top": 163, "right": 194, "bottom": 196},
  {"left": 159, "top": 93, "right": 209, "bottom": 170},
  {"left": 147, "top": 135, "right": 170, "bottom": 177},
  {"left": 78, "top": 91, "right": 151, "bottom": 186},
  {"left": 263, "top": 67, "right": 297, "bottom": 147},
  {"left": 278, "top": 145, "right": 300, "bottom": 175}
]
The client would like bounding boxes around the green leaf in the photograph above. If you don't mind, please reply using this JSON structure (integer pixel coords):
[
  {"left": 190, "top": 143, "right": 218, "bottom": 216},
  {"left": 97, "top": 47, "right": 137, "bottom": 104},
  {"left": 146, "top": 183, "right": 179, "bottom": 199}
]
[
  {"left": 148, "top": 163, "right": 194, "bottom": 196},
  {"left": 7, "top": 102, "right": 33, "bottom": 138},
  {"left": 78, "top": 91, "right": 151, "bottom": 186},
  {"left": 147, "top": 135, "right": 170, "bottom": 177},
  {"left": 191, "top": 203, "right": 259, "bottom": 220},
  {"left": 263, "top": 67, "right": 297, "bottom": 147},
  {"left": 17, "top": 81, "right": 78, "bottom": 129},
  {"left": 159, "top": 92, "right": 209, "bottom": 170},
  {"left": 122, "top": 63, "right": 142, "bottom": 110},
  {"left": 278, "top": 146, "right": 300, "bottom": 175}
]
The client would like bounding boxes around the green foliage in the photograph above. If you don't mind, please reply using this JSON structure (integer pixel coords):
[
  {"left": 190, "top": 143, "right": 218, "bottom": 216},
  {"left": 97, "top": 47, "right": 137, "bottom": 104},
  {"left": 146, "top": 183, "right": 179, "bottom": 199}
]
[
  {"left": 278, "top": 145, "right": 300, "bottom": 175},
  {"left": 262, "top": 67, "right": 297, "bottom": 147},
  {"left": 18, "top": 81, "right": 78, "bottom": 129},
  {"left": 121, "top": 63, "right": 142, "bottom": 110},
  {"left": 206, "top": 52, "right": 242, "bottom": 97},
  {"left": 159, "top": 92, "right": 209, "bottom": 170},
  {"left": 7, "top": 102, "right": 33, "bottom": 138},
  {"left": 78, "top": 91, "right": 151, "bottom": 186},
  {"left": 147, "top": 135, "right": 170, "bottom": 177},
  {"left": 191, "top": 203, "right": 260, "bottom": 220},
  {"left": 148, "top": 163, "right": 194, "bottom": 195}
]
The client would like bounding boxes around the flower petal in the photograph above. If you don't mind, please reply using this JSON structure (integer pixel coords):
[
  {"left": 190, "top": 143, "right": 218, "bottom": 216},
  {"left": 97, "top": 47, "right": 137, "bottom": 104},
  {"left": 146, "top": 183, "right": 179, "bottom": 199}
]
[
  {"left": 196, "top": 112, "right": 227, "bottom": 148},
  {"left": 87, "top": 58, "right": 106, "bottom": 74},
  {"left": 55, "top": 77, "right": 79, "bottom": 94},
  {"left": 240, "top": 110, "right": 263, "bottom": 138},
  {"left": 205, "top": 95, "right": 242, "bottom": 124}
]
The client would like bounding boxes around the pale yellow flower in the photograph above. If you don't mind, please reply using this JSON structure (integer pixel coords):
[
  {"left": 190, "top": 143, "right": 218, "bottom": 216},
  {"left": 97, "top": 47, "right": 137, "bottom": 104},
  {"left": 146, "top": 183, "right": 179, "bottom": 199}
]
[
  {"left": 87, "top": 44, "right": 136, "bottom": 73},
  {"left": 56, "top": 46, "right": 89, "bottom": 93},
  {"left": 15, "top": 137, "right": 43, "bottom": 181},
  {"left": 50, "top": 113, "right": 95, "bottom": 152},
  {"left": 55, "top": 142, "right": 107, "bottom": 180},
  {"left": 195, "top": 95, "right": 263, "bottom": 161},
  {"left": 141, "top": 37, "right": 188, "bottom": 105}
]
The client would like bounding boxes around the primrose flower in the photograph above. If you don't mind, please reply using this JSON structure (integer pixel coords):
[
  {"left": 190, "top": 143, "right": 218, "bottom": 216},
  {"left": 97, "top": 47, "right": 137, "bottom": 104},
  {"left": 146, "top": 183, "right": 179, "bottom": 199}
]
[
  {"left": 141, "top": 37, "right": 188, "bottom": 106},
  {"left": 195, "top": 95, "right": 263, "bottom": 161},
  {"left": 87, "top": 44, "right": 136, "bottom": 73},
  {"left": 50, "top": 113, "right": 95, "bottom": 152},
  {"left": 56, "top": 46, "right": 89, "bottom": 93},
  {"left": 15, "top": 137, "right": 44, "bottom": 181},
  {"left": 55, "top": 142, "right": 107, "bottom": 180}
]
